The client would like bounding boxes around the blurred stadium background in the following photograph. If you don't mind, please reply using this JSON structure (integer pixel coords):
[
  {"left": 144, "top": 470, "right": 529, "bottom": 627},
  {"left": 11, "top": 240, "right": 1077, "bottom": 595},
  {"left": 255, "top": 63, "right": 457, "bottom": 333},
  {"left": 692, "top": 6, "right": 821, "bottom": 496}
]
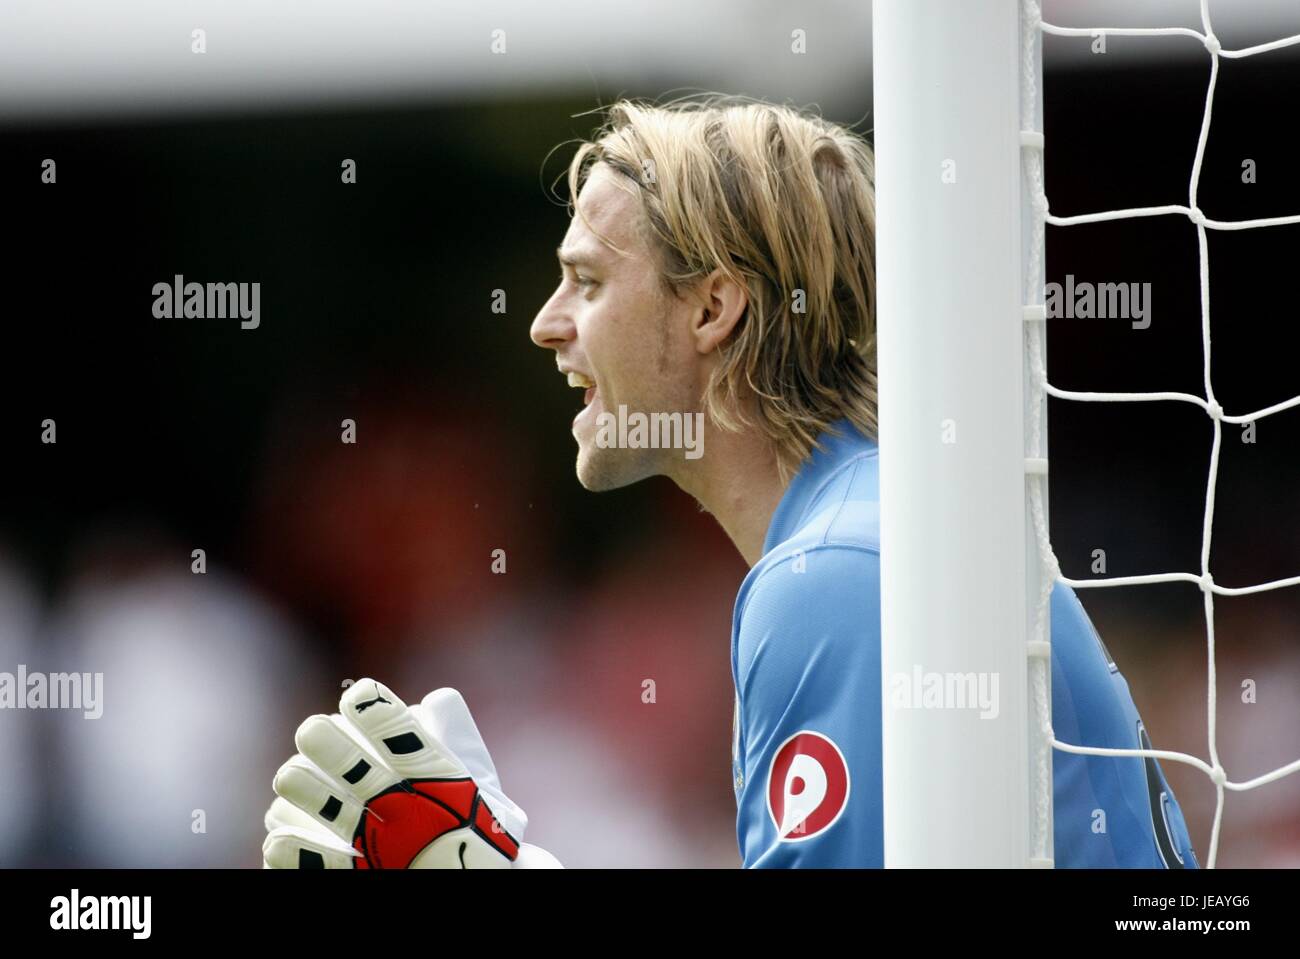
[{"left": 0, "top": 0, "right": 1297, "bottom": 866}]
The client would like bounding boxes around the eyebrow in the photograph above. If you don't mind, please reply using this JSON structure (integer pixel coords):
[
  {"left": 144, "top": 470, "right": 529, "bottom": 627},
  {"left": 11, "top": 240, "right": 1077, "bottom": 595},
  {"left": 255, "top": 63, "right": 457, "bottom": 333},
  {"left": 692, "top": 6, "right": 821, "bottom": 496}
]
[{"left": 556, "top": 245, "right": 605, "bottom": 269}]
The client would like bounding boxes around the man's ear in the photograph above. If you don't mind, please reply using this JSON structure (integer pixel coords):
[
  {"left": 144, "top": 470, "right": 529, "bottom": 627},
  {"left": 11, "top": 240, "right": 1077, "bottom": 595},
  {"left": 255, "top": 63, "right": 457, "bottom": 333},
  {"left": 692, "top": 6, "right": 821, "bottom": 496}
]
[{"left": 691, "top": 268, "right": 748, "bottom": 355}]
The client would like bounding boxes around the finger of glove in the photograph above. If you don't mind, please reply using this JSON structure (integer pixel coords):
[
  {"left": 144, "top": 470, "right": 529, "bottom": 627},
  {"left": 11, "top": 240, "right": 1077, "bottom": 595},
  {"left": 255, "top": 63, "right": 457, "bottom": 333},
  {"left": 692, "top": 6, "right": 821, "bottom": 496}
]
[
  {"left": 263, "top": 825, "right": 358, "bottom": 869},
  {"left": 265, "top": 751, "right": 341, "bottom": 833},
  {"left": 273, "top": 754, "right": 368, "bottom": 845},
  {"left": 265, "top": 795, "right": 333, "bottom": 835},
  {"left": 294, "top": 712, "right": 403, "bottom": 803},
  {"left": 420, "top": 687, "right": 527, "bottom": 840},
  {"left": 339, "top": 679, "right": 465, "bottom": 781}
]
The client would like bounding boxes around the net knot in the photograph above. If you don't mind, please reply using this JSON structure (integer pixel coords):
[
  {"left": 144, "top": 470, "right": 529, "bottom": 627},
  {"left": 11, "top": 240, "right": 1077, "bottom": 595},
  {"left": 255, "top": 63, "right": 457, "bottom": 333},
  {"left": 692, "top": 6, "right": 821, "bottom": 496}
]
[
  {"left": 1022, "top": 0, "right": 1043, "bottom": 32},
  {"left": 1044, "top": 551, "right": 1061, "bottom": 583},
  {"left": 1203, "top": 32, "right": 1222, "bottom": 56}
]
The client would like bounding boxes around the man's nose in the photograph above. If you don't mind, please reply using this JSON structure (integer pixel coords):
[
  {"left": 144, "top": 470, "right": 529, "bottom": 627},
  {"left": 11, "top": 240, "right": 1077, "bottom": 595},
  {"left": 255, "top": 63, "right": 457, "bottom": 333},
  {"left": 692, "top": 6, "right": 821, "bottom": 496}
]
[{"left": 529, "top": 287, "right": 574, "bottom": 350}]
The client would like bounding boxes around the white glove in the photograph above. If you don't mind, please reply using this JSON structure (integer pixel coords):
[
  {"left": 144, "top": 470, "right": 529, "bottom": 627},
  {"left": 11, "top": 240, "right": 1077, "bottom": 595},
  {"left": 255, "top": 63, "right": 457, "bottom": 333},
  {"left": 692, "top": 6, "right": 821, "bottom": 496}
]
[{"left": 262, "top": 678, "right": 562, "bottom": 869}]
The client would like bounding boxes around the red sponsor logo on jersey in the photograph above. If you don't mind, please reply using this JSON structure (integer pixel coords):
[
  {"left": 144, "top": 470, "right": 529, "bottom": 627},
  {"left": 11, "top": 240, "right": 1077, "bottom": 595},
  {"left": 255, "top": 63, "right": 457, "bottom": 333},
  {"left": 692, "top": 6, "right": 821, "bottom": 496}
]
[{"left": 766, "top": 730, "right": 850, "bottom": 841}]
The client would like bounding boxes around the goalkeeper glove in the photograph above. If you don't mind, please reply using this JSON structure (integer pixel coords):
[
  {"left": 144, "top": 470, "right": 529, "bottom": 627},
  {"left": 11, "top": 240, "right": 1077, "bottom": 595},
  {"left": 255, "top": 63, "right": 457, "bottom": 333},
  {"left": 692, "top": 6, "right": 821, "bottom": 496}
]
[{"left": 262, "top": 678, "right": 561, "bottom": 869}]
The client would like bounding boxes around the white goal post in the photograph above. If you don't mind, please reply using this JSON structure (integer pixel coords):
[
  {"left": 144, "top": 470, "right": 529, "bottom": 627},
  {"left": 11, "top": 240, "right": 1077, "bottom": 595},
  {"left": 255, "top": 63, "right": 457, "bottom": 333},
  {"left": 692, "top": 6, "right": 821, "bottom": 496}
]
[{"left": 873, "top": 0, "right": 1052, "bottom": 867}]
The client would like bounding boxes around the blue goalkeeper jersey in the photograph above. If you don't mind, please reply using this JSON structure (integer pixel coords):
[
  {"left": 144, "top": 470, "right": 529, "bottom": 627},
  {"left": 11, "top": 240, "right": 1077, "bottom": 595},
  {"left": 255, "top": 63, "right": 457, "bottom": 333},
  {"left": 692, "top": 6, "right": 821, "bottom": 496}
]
[{"left": 730, "top": 419, "right": 1199, "bottom": 868}]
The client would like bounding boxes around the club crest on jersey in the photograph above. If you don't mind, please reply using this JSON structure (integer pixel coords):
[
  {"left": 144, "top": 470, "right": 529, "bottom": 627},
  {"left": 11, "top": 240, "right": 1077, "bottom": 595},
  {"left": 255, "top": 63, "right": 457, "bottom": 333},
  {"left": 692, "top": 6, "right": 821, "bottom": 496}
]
[{"left": 766, "top": 730, "right": 850, "bottom": 841}]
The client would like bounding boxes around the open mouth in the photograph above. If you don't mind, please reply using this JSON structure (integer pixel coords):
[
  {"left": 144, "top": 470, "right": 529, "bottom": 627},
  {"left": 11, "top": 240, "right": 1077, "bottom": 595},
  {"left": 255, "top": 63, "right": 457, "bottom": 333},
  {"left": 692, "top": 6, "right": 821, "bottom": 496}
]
[
  {"left": 567, "top": 371, "right": 599, "bottom": 427},
  {"left": 568, "top": 371, "right": 598, "bottom": 406}
]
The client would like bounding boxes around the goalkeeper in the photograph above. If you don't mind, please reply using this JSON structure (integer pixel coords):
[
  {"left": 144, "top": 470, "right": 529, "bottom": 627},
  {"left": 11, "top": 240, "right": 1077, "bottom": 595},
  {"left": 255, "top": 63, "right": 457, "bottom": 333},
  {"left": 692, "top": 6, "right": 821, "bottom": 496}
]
[{"left": 267, "top": 95, "right": 1199, "bottom": 868}]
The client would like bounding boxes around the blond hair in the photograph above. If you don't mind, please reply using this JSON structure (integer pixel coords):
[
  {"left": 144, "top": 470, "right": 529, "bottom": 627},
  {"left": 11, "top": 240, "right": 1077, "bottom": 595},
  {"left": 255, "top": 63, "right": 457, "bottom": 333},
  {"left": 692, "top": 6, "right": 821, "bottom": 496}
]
[{"left": 562, "top": 94, "right": 878, "bottom": 478}]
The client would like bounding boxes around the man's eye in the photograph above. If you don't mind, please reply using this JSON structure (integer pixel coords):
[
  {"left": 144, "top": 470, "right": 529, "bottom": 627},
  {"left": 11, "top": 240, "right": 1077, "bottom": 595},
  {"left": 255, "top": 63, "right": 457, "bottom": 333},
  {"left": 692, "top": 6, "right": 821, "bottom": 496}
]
[{"left": 558, "top": 268, "right": 598, "bottom": 294}]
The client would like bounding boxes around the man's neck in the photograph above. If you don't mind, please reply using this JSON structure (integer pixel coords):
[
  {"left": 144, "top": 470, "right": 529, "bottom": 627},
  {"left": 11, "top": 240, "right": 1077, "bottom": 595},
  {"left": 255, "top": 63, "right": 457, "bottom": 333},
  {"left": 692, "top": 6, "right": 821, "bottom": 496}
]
[{"left": 668, "top": 419, "right": 787, "bottom": 568}]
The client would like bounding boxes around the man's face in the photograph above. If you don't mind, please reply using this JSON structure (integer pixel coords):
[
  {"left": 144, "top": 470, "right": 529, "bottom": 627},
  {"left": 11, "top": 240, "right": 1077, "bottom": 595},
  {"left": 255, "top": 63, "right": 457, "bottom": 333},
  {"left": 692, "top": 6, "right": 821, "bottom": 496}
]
[{"left": 530, "top": 163, "right": 700, "bottom": 490}]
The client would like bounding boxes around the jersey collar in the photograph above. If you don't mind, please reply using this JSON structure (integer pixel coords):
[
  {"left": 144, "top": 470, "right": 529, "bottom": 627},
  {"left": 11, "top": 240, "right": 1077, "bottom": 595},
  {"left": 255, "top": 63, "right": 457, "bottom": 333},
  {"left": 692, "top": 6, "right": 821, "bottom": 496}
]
[{"left": 761, "top": 419, "right": 879, "bottom": 556}]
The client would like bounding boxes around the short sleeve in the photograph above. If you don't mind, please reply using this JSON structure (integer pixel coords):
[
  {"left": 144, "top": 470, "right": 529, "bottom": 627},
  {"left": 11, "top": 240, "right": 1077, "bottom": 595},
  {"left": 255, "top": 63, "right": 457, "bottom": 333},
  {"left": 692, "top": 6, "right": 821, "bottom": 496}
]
[{"left": 734, "top": 546, "right": 883, "bottom": 867}]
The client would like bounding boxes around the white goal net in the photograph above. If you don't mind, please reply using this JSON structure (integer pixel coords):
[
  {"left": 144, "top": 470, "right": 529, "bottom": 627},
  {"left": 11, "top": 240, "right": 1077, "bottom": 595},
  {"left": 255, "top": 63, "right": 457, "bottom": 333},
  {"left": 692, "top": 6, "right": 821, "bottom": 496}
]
[{"left": 875, "top": 0, "right": 1300, "bottom": 868}]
